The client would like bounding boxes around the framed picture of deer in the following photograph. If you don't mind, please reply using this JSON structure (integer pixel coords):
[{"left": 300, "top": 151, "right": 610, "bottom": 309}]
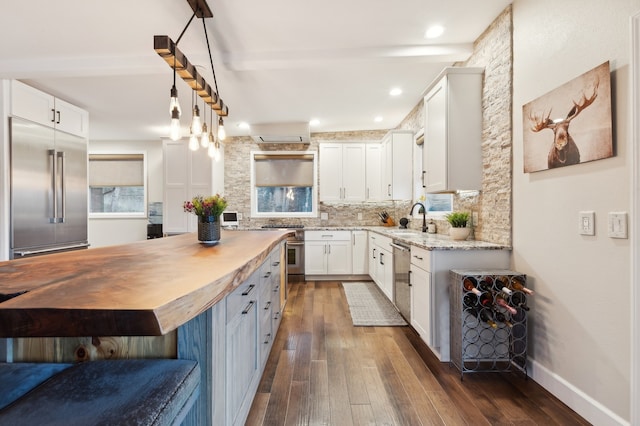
[{"left": 522, "top": 61, "right": 613, "bottom": 173}]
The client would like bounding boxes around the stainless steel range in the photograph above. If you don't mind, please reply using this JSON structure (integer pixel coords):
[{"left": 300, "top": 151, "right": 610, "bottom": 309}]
[{"left": 261, "top": 225, "right": 305, "bottom": 282}]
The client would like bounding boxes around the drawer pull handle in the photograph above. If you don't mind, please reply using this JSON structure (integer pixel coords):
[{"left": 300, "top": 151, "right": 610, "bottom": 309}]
[
  {"left": 241, "top": 284, "right": 256, "bottom": 296},
  {"left": 264, "top": 301, "right": 271, "bottom": 310},
  {"left": 264, "top": 333, "right": 271, "bottom": 344},
  {"left": 242, "top": 300, "right": 256, "bottom": 314}
]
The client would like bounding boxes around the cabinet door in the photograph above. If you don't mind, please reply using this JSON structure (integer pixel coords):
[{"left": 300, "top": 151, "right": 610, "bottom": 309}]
[
  {"left": 342, "top": 144, "right": 365, "bottom": 201},
  {"left": 424, "top": 78, "right": 447, "bottom": 193},
  {"left": 326, "top": 240, "right": 351, "bottom": 275},
  {"left": 55, "top": 98, "right": 89, "bottom": 137},
  {"left": 351, "top": 231, "right": 368, "bottom": 274},
  {"left": 379, "top": 248, "right": 393, "bottom": 300},
  {"left": 226, "top": 288, "right": 258, "bottom": 425},
  {"left": 11, "top": 80, "right": 55, "bottom": 128},
  {"left": 365, "top": 144, "right": 382, "bottom": 201},
  {"left": 319, "top": 144, "right": 343, "bottom": 201},
  {"left": 382, "top": 138, "right": 393, "bottom": 200},
  {"left": 305, "top": 241, "right": 328, "bottom": 275},
  {"left": 410, "top": 264, "right": 432, "bottom": 344}
]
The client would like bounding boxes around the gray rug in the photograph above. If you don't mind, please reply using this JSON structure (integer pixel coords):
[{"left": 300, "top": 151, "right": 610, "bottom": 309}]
[{"left": 342, "top": 282, "right": 407, "bottom": 327}]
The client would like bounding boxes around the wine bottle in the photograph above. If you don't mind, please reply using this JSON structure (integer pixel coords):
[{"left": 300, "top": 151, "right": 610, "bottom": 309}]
[
  {"left": 462, "top": 277, "right": 481, "bottom": 296},
  {"left": 479, "top": 291, "right": 493, "bottom": 307},
  {"left": 479, "top": 308, "right": 498, "bottom": 329},
  {"left": 512, "top": 276, "right": 534, "bottom": 295},
  {"left": 494, "top": 311, "right": 513, "bottom": 328},
  {"left": 479, "top": 277, "right": 493, "bottom": 292},
  {"left": 463, "top": 293, "right": 479, "bottom": 309},
  {"left": 500, "top": 286, "right": 513, "bottom": 296},
  {"left": 495, "top": 295, "right": 517, "bottom": 315},
  {"left": 511, "top": 292, "right": 530, "bottom": 311}
]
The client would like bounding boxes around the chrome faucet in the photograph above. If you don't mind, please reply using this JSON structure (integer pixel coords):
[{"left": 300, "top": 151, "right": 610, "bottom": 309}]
[{"left": 410, "top": 202, "right": 427, "bottom": 232}]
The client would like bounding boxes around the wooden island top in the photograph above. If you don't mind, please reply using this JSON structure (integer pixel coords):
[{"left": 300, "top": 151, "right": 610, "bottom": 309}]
[{"left": 0, "top": 230, "right": 290, "bottom": 338}]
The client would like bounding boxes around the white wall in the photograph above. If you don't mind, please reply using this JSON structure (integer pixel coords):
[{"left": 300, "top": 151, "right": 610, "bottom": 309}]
[
  {"left": 513, "top": 1, "right": 637, "bottom": 424},
  {"left": 88, "top": 139, "right": 163, "bottom": 248}
]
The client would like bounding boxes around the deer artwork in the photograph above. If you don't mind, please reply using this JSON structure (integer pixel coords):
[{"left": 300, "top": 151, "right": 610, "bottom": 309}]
[{"left": 529, "top": 80, "right": 599, "bottom": 169}]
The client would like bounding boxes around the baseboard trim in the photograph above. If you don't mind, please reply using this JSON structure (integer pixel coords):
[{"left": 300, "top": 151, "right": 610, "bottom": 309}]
[{"left": 529, "top": 359, "right": 629, "bottom": 426}]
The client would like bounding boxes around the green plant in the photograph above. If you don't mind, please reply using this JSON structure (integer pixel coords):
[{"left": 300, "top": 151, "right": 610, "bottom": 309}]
[
  {"left": 445, "top": 211, "right": 469, "bottom": 228},
  {"left": 183, "top": 194, "right": 227, "bottom": 218}
]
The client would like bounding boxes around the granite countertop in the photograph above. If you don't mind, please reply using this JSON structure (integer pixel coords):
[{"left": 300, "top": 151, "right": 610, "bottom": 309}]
[{"left": 232, "top": 225, "right": 510, "bottom": 251}]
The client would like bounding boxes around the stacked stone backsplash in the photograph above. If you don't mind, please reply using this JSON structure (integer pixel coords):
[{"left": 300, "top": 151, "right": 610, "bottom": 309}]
[{"left": 223, "top": 6, "right": 512, "bottom": 244}]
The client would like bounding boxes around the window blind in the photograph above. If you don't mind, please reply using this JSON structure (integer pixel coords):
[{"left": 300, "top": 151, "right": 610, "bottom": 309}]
[
  {"left": 89, "top": 154, "right": 144, "bottom": 187},
  {"left": 254, "top": 156, "right": 313, "bottom": 187}
]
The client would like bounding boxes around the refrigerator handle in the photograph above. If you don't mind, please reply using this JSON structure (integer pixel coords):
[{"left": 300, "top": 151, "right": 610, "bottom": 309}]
[
  {"left": 57, "top": 151, "right": 66, "bottom": 223},
  {"left": 48, "top": 149, "right": 57, "bottom": 223}
]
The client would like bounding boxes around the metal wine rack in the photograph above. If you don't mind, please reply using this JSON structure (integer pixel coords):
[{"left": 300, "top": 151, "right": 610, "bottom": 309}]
[{"left": 449, "top": 269, "right": 528, "bottom": 379}]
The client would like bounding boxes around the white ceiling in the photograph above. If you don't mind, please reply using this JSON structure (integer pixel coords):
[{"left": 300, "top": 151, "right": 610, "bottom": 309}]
[{"left": 0, "top": 0, "right": 511, "bottom": 140}]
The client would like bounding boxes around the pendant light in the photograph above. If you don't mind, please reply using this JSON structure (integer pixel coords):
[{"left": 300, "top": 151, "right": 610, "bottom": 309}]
[
  {"left": 168, "top": 51, "right": 182, "bottom": 141},
  {"left": 207, "top": 107, "right": 216, "bottom": 157},
  {"left": 217, "top": 116, "right": 226, "bottom": 141},
  {"left": 190, "top": 91, "right": 202, "bottom": 136},
  {"left": 169, "top": 107, "right": 181, "bottom": 141},
  {"left": 188, "top": 131, "right": 199, "bottom": 151}
]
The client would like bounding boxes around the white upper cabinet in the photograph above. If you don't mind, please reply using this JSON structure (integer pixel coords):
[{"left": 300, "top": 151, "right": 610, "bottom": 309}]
[
  {"left": 365, "top": 144, "right": 382, "bottom": 202},
  {"left": 423, "top": 67, "right": 483, "bottom": 193},
  {"left": 11, "top": 80, "right": 89, "bottom": 138},
  {"left": 381, "top": 130, "right": 413, "bottom": 201},
  {"left": 319, "top": 143, "right": 365, "bottom": 202}
]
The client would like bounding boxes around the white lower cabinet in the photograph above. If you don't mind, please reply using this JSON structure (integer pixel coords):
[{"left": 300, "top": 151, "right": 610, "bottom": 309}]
[
  {"left": 410, "top": 246, "right": 432, "bottom": 346},
  {"left": 367, "top": 232, "right": 393, "bottom": 300},
  {"left": 305, "top": 231, "right": 352, "bottom": 276},
  {"left": 409, "top": 247, "right": 509, "bottom": 362},
  {"left": 351, "top": 230, "right": 368, "bottom": 274}
]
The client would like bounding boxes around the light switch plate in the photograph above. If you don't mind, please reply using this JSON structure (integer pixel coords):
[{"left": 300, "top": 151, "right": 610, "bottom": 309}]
[
  {"left": 608, "top": 212, "right": 628, "bottom": 239},
  {"left": 579, "top": 211, "right": 595, "bottom": 235},
  {"left": 321, "top": 212, "right": 328, "bottom": 220}
]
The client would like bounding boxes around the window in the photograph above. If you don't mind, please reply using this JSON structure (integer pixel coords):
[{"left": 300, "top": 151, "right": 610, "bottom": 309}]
[
  {"left": 251, "top": 151, "right": 317, "bottom": 218},
  {"left": 424, "top": 193, "right": 453, "bottom": 214},
  {"left": 89, "top": 153, "right": 147, "bottom": 218}
]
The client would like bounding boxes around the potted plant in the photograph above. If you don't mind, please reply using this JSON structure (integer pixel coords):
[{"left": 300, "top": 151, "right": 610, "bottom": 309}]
[
  {"left": 184, "top": 194, "right": 228, "bottom": 244},
  {"left": 445, "top": 211, "right": 471, "bottom": 240}
]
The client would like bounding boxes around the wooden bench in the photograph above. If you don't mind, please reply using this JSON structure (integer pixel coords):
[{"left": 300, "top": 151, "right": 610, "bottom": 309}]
[{"left": 0, "top": 359, "right": 200, "bottom": 425}]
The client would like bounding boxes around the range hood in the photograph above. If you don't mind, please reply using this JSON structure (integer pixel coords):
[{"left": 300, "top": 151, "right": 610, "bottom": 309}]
[{"left": 250, "top": 122, "right": 310, "bottom": 144}]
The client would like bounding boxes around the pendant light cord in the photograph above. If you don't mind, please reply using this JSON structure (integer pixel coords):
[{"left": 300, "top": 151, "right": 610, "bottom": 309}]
[{"left": 202, "top": 16, "right": 219, "bottom": 96}]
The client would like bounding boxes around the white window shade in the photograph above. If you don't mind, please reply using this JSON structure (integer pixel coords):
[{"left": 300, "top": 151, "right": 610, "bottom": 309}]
[
  {"left": 254, "top": 156, "right": 314, "bottom": 187},
  {"left": 89, "top": 154, "right": 144, "bottom": 187}
]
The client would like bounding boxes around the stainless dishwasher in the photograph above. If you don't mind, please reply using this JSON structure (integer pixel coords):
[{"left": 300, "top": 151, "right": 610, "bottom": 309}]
[{"left": 391, "top": 240, "right": 411, "bottom": 320}]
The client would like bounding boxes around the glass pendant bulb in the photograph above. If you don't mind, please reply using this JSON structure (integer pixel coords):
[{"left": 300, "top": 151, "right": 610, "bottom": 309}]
[
  {"left": 169, "top": 85, "right": 181, "bottom": 116},
  {"left": 200, "top": 122, "right": 209, "bottom": 148},
  {"left": 207, "top": 141, "right": 216, "bottom": 158},
  {"left": 191, "top": 105, "right": 202, "bottom": 136},
  {"left": 217, "top": 117, "right": 226, "bottom": 141},
  {"left": 214, "top": 140, "right": 221, "bottom": 162},
  {"left": 169, "top": 107, "right": 181, "bottom": 141},
  {"left": 188, "top": 132, "right": 199, "bottom": 151}
]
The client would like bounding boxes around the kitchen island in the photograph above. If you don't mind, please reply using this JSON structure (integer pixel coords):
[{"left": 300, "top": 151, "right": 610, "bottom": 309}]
[{"left": 0, "top": 229, "right": 289, "bottom": 426}]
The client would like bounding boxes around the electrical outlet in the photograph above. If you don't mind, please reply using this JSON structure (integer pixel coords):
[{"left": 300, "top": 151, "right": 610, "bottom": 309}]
[
  {"left": 579, "top": 211, "right": 595, "bottom": 236},
  {"left": 321, "top": 212, "right": 328, "bottom": 220},
  {"left": 608, "top": 212, "right": 628, "bottom": 239},
  {"left": 237, "top": 212, "right": 243, "bottom": 220},
  {"left": 357, "top": 213, "right": 363, "bottom": 220},
  {"left": 472, "top": 212, "right": 479, "bottom": 227}
]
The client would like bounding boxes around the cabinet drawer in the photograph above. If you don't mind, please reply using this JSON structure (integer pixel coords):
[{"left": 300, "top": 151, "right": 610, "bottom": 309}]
[
  {"left": 226, "top": 275, "right": 259, "bottom": 323},
  {"left": 375, "top": 234, "right": 393, "bottom": 250},
  {"left": 305, "top": 230, "right": 351, "bottom": 241},
  {"left": 410, "top": 246, "right": 431, "bottom": 271}
]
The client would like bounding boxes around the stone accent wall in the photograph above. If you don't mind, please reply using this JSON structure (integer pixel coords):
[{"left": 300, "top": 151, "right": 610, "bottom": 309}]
[
  {"left": 223, "top": 6, "right": 513, "bottom": 243},
  {"left": 461, "top": 6, "right": 513, "bottom": 245}
]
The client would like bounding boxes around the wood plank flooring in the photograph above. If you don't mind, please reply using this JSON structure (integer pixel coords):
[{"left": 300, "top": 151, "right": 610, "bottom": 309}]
[{"left": 246, "top": 281, "right": 590, "bottom": 426}]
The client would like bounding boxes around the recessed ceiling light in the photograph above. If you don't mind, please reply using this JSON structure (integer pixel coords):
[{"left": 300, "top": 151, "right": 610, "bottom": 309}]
[
  {"left": 374, "top": 116, "right": 383, "bottom": 123},
  {"left": 425, "top": 25, "right": 444, "bottom": 39},
  {"left": 237, "top": 122, "right": 250, "bottom": 129},
  {"left": 309, "top": 119, "right": 320, "bottom": 126},
  {"left": 389, "top": 88, "right": 402, "bottom": 96}
]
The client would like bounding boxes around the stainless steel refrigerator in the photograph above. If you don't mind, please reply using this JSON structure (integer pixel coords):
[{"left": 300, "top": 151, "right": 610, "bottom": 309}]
[{"left": 10, "top": 117, "right": 88, "bottom": 258}]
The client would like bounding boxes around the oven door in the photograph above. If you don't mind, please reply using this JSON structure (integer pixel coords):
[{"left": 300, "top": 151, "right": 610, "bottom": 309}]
[{"left": 286, "top": 240, "right": 304, "bottom": 276}]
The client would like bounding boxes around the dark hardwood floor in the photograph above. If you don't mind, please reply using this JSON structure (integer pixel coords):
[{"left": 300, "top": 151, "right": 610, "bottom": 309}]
[{"left": 246, "top": 281, "right": 590, "bottom": 426}]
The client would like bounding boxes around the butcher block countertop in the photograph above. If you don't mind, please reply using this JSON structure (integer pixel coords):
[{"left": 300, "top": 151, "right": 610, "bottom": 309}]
[{"left": 0, "top": 230, "right": 290, "bottom": 338}]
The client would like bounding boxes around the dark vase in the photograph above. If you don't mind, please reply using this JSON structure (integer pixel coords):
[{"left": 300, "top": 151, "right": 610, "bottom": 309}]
[{"left": 198, "top": 215, "right": 221, "bottom": 243}]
